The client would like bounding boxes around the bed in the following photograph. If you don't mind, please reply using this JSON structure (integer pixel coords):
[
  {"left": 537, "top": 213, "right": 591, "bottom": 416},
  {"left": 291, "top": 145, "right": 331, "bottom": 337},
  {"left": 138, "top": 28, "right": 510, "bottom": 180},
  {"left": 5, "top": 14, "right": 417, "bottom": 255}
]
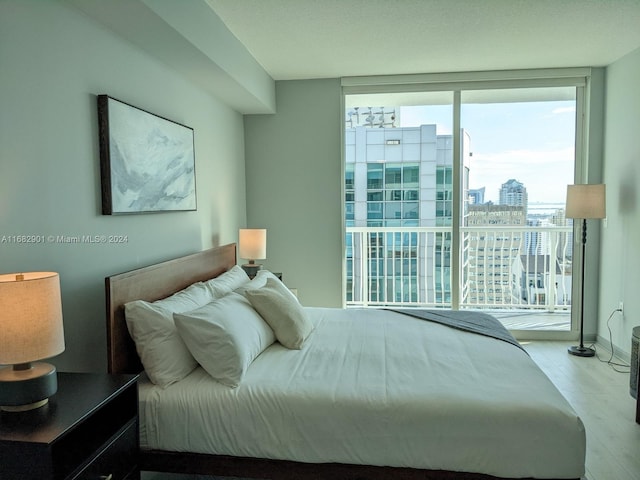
[{"left": 105, "top": 243, "right": 586, "bottom": 480}]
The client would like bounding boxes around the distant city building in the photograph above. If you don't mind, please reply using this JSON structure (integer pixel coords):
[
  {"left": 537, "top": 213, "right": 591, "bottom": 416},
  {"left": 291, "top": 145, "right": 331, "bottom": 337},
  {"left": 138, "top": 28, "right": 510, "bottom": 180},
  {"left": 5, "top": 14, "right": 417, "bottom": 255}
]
[
  {"left": 465, "top": 204, "right": 526, "bottom": 305},
  {"left": 467, "top": 204, "right": 525, "bottom": 226},
  {"left": 468, "top": 187, "right": 485, "bottom": 205},
  {"left": 515, "top": 254, "right": 571, "bottom": 306},
  {"left": 499, "top": 179, "right": 528, "bottom": 212},
  {"left": 525, "top": 205, "right": 572, "bottom": 260}
]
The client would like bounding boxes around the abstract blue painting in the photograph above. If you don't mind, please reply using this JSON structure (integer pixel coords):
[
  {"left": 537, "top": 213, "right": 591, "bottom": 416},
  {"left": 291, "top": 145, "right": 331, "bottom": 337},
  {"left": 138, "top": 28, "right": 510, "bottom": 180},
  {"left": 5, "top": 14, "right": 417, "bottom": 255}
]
[{"left": 98, "top": 95, "right": 196, "bottom": 214}]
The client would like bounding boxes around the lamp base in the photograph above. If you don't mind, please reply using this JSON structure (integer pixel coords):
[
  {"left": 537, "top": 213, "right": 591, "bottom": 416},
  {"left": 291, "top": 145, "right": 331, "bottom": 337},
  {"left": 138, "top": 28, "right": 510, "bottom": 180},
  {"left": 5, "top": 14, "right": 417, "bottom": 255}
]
[
  {"left": 568, "top": 345, "right": 595, "bottom": 357},
  {"left": 0, "top": 363, "right": 58, "bottom": 412},
  {"left": 1, "top": 399, "right": 49, "bottom": 413},
  {"left": 241, "top": 263, "right": 262, "bottom": 279}
]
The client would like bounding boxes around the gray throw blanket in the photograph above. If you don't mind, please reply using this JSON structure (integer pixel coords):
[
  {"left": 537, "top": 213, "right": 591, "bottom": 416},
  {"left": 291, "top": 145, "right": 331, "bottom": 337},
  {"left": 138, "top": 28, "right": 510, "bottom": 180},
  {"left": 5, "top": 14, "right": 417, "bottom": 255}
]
[{"left": 386, "top": 308, "right": 526, "bottom": 353}]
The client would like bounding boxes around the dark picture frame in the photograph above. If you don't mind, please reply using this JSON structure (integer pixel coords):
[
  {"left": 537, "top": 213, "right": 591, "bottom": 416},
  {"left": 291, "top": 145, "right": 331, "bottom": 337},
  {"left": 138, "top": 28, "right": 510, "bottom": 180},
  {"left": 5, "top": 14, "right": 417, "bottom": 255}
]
[{"left": 97, "top": 95, "right": 196, "bottom": 215}]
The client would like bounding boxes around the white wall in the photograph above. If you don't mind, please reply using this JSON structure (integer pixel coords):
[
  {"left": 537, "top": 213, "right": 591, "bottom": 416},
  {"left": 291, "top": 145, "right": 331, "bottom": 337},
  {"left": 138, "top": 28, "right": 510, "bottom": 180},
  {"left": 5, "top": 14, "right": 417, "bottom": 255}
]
[
  {"left": 244, "top": 80, "right": 343, "bottom": 307},
  {"left": 0, "top": 1, "right": 247, "bottom": 371},
  {"left": 599, "top": 46, "right": 640, "bottom": 357}
]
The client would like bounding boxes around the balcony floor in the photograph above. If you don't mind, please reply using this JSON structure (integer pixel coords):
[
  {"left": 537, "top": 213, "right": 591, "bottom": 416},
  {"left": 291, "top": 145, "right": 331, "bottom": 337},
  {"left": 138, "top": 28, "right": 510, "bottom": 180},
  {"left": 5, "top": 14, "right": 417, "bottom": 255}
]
[
  {"left": 489, "top": 309, "right": 571, "bottom": 331},
  {"left": 350, "top": 305, "right": 573, "bottom": 331}
]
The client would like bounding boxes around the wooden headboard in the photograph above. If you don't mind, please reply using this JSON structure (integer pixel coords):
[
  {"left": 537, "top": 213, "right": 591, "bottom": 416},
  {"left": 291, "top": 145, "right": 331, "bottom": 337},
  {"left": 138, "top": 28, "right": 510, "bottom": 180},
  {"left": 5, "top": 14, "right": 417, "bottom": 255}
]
[{"left": 105, "top": 243, "right": 237, "bottom": 374}]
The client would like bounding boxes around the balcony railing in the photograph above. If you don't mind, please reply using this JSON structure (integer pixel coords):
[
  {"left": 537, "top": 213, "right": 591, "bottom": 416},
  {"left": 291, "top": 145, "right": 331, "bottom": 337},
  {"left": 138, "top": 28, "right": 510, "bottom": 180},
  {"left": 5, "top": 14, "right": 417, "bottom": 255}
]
[{"left": 346, "top": 226, "right": 574, "bottom": 315}]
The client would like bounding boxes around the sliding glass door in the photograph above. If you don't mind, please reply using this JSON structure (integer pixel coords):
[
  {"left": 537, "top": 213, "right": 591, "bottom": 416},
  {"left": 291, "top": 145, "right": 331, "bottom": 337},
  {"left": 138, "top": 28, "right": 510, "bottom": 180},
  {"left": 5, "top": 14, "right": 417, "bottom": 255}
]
[
  {"left": 343, "top": 71, "right": 586, "bottom": 334},
  {"left": 460, "top": 87, "right": 576, "bottom": 330}
]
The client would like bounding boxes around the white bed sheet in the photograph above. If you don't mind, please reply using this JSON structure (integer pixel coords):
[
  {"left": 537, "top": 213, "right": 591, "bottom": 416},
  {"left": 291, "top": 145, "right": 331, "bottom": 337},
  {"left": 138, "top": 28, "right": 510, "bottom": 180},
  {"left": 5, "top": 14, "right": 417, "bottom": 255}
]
[{"left": 139, "top": 307, "right": 585, "bottom": 479}]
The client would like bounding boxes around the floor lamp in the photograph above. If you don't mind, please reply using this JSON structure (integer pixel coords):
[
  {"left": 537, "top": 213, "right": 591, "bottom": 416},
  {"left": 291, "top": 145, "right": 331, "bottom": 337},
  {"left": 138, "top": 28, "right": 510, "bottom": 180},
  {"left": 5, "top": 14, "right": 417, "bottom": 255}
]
[{"left": 566, "top": 184, "right": 606, "bottom": 357}]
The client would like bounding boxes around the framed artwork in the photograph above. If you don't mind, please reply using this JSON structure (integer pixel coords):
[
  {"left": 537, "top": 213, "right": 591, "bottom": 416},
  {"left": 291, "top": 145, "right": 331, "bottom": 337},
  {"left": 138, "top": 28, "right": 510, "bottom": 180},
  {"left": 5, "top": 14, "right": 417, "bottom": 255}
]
[{"left": 97, "top": 95, "right": 196, "bottom": 215}]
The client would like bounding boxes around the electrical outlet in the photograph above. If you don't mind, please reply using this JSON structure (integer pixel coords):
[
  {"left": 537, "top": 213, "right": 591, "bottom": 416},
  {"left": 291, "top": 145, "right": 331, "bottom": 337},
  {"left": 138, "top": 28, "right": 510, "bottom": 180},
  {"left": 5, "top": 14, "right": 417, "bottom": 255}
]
[{"left": 618, "top": 301, "right": 624, "bottom": 316}]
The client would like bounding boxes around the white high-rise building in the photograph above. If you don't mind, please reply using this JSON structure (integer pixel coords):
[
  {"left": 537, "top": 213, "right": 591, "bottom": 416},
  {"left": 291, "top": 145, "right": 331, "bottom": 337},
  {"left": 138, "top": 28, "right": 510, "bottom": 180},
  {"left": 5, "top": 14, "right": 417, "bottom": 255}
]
[
  {"left": 345, "top": 123, "right": 471, "bottom": 304},
  {"left": 345, "top": 124, "right": 471, "bottom": 227}
]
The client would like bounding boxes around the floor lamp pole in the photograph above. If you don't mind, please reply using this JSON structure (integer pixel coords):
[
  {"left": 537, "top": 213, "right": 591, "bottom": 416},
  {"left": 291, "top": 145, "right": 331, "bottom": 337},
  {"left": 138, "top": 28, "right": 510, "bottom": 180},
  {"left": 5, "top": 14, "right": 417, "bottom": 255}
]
[{"left": 568, "top": 218, "right": 595, "bottom": 357}]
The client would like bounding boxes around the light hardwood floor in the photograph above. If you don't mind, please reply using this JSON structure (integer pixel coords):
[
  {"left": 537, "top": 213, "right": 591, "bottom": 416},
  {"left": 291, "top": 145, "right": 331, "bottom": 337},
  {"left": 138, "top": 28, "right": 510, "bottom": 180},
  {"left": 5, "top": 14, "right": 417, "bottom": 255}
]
[
  {"left": 524, "top": 341, "right": 640, "bottom": 480},
  {"left": 143, "top": 341, "right": 640, "bottom": 480}
]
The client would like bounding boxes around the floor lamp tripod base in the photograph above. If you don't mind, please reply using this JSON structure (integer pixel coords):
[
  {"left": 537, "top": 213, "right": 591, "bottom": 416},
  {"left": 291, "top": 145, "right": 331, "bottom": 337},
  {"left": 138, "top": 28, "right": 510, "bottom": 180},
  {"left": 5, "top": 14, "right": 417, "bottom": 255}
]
[{"left": 568, "top": 345, "right": 595, "bottom": 357}]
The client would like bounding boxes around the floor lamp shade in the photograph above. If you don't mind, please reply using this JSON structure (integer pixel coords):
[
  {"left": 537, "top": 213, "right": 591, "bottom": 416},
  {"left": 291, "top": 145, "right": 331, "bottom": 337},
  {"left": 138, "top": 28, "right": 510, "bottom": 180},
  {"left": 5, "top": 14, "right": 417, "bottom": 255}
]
[
  {"left": 0, "top": 272, "right": 65, "bottom": 411},
  {"left": 239, "top": 229, "right": 267, "bottom": 277},
  {"left": 566, "top": 184, "right": 606, "bottom": 219},
  {"left": 565, "top": 184, "right": 605, "bottom": 357}
]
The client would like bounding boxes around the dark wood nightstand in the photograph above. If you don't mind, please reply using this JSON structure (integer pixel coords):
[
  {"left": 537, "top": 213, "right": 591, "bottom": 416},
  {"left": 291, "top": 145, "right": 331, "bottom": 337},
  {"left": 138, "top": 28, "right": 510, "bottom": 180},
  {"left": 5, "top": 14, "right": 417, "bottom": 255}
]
[
  {"left": 248, "top": 271, "right": 282, "bottom": 281},
  {"left": 0, "top": 372, "right": 139, "bottom": 480}
]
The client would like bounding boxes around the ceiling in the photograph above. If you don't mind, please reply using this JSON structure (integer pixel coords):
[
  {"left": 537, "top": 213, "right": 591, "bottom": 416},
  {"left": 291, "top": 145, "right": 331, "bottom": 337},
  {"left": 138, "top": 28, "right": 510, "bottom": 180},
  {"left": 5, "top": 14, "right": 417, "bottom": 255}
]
[{"left": 206, "top": 0, "right": 640, "bottom": 81}]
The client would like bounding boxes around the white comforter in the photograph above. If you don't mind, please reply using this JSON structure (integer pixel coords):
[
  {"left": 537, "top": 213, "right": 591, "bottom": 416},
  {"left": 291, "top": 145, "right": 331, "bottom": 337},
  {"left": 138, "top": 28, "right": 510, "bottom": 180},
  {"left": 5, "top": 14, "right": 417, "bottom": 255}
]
[{"left": 139, "top": 307, "right": 585, "bottom": 479}]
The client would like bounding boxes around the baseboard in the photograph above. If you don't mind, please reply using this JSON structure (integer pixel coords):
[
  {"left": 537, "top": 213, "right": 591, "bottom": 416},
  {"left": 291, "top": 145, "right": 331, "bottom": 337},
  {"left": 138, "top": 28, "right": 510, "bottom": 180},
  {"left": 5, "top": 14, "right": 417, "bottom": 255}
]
[{"left": 596, "top": 334, "right": 631, "bottom": 363}]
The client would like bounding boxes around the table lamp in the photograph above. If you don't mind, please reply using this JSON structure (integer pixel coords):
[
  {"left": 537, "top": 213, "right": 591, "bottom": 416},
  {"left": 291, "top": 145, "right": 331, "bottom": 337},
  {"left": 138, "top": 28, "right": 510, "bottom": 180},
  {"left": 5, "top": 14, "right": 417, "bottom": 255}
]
[
  {"left": 239, "top": 229, "right": 266, "bottom": 278},
  {"left": 566, "top": 184, "right": 606, "bottom": 357},
  {"left": 0, "top": 272, "right": 65, "bottom": 411}
]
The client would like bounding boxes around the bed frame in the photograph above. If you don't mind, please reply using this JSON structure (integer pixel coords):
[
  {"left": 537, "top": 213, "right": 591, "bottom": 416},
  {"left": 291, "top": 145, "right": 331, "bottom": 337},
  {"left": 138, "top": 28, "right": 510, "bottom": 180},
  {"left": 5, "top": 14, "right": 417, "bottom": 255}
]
[{"left": 105, "top": 243, "right": 579, "bottom": 480}]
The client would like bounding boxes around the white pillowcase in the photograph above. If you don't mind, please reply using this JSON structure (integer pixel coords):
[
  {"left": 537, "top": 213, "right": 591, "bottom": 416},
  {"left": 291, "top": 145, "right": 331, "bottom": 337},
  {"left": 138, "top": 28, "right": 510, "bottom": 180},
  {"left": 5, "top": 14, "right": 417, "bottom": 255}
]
[
  {"left": 234, "top": 269, "right": 280, "bottom": 295},
  {"left": 245, "top": 278, "right": 313, "bottom": 349},
  {"left": 124, "top": 281, "right": 212, "bottom": 388},
  {"left": 174, "top": 293, "right": 275, "bottom": 387},
  {"left": 203, "top": 265, "right": 250, "bottom": 298}
]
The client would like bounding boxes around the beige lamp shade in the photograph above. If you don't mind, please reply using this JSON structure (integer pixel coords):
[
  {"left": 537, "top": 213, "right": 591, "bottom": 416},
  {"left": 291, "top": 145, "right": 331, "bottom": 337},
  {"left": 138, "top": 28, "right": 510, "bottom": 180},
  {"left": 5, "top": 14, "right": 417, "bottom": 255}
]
[
  {"left": 239, "top": 229, "right": 267, "bottom": 261},
  {"left": 566, "top": 184, "right": 606, "bottom": 219},
  {"left": 0, "top": 272, "right": 65, "bottom": 365}
]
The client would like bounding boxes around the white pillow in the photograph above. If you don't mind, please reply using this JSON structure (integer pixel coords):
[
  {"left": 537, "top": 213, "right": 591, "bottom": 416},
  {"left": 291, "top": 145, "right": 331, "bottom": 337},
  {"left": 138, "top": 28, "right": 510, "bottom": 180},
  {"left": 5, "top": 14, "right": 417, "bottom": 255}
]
[
  {"left": 234, "top": 269, "right": 280, "bottom": 296},
  {"left": 124, "top": 282, "right": 212, "bottom": 387},
  {"left": 245, "top": 278, "right": 313, "bottom": 349},
  {"left": 174, "top": 293, "right": 275, "bottom": 387},
  {"left": 155, "top": 281, "right": 213, "bottom": 311},
  {"left": 203, "top": 265, "right": 250, "bottom": 298}
]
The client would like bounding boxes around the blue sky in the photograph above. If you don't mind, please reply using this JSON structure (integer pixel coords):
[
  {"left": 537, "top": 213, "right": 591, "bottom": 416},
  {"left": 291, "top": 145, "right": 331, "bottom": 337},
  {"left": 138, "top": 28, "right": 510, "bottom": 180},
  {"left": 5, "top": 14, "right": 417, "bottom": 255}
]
[{"left": 399, "top": 100, "right": 576, "bottom": 204}]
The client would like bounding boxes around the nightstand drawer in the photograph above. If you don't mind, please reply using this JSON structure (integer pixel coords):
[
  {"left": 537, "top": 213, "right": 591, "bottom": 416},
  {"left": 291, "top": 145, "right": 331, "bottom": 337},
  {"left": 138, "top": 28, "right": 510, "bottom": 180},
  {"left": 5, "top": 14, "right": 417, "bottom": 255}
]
[{"left": 72, "top": 419, "right": 138, "bottom": 480}]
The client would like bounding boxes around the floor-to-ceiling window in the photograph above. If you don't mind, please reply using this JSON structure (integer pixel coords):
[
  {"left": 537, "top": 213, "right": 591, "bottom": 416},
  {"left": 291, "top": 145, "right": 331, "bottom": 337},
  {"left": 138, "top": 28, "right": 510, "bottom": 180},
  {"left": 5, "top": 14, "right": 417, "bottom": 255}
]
[{"left": 342, "top": 69, "right": 590, "bottom": 336}]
